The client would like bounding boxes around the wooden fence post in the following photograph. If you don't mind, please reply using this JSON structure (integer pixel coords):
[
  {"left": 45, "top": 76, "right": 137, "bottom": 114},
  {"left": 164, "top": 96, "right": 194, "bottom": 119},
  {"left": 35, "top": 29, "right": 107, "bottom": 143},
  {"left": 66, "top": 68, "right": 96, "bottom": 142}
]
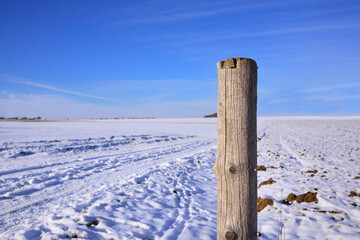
[{"left": 213, "top": 57, "right": 258, "bottom": 240}]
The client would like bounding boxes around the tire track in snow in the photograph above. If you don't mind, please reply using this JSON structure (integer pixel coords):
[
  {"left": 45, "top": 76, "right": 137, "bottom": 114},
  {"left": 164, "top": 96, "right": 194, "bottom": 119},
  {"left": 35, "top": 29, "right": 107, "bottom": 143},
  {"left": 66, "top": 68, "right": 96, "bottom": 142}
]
[
  {"left": 0, "top": 136, "right": 215, "bottom": 229},
  {"left": 0, "top": 137, "right": 210, "bottom": 199}
]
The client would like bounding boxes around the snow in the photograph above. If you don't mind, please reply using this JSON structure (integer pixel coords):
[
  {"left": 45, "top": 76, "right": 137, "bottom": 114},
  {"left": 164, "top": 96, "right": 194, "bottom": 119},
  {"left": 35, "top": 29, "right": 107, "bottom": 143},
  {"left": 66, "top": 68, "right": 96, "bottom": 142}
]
[{"left": 0, "top": 117, "right": 359, "bottom": 239}]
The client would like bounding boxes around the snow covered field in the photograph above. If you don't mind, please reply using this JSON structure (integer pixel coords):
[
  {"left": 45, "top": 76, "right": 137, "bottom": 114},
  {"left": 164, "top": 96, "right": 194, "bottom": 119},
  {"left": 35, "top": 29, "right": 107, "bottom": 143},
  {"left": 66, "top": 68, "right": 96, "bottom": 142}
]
[{"left": 0, "top": 117, "right": 359, "bottom": 240}]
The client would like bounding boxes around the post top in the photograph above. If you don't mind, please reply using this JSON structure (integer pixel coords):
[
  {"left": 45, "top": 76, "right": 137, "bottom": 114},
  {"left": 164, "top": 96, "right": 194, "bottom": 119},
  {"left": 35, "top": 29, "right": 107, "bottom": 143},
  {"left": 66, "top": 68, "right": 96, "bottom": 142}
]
[{"left": 217, "top": 57, "right": 257, "bottom": 69}]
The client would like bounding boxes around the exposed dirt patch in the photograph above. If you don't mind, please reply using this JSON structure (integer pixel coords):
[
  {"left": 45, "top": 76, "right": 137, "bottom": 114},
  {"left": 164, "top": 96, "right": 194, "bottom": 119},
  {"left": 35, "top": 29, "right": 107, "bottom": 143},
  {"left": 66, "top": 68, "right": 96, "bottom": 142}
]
[
  {"left": 257, "top": 197, "right": 273, "bottom": 212},
  {"left": 314, "top": 208, "right": 345, "bottom": 215},
  {"left": 259, "top": 178, "right": 276, "bottom": 188},
  {"left": 283, "top": 192, "right": 318, "bottom": 204},
  {"left": 65, "top": 233, "right": 80, "bottom": 238},
  {"left": 349, "top": 191, "right": 360, "bottom": 198},
  {"left": 286, "top": 193, "right": 297, "bottom": 202},
  {"left": 328, "top": 210, "right": 345, "bottom": 214},
  {"left": 86, "top": 219, "right": 100, "bottom": 227},
  {"left": 331, "top": 216, "right": 345, "bottom": 221},
  {"left": 257, "top": 165, "right": 266, "bottom": 171}
]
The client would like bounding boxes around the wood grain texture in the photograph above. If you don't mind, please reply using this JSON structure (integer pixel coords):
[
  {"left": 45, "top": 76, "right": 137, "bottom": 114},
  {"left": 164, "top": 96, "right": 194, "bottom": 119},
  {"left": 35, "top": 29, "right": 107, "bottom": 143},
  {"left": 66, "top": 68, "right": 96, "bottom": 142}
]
[{"left": 214, "top": 57, "right": 258, "bottom": 240}]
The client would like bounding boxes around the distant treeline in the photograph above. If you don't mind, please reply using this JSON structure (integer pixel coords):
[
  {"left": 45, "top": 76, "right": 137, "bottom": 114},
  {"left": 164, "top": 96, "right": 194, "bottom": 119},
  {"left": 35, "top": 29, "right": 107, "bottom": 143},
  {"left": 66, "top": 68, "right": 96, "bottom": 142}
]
[
  {"left": 0, "top": 117, "right": 42, "bottom": 120},
  {"left": 204, "top": 113, "right": 217, "bottom": 118}
]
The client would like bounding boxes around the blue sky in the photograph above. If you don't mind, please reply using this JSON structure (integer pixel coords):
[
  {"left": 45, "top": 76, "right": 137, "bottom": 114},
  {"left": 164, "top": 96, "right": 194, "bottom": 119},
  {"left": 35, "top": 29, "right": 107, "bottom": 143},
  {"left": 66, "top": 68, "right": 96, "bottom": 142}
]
[{"left": 1, "top": 0, "right": 360, "bottom": 119}]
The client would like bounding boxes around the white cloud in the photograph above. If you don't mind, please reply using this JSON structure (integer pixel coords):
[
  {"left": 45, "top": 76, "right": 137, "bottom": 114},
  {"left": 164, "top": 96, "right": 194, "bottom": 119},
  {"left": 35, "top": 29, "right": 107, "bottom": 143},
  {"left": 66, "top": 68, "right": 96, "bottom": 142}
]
[
  {"left": 0, "top": 74, "right": 123, "bottom": 103},
  {"left": 110, "top": 1, "right": 285, "bottom": 25},
  {"left": 305, "top": 94, "right": 360, "bottom": 101},
  {"left": 258, "top": 87, "right": 277, "bottom": 100},
  {"left": 268, "top": 98, "right": 292, "bottom": 104},
  {"left": 157, "top": 23, "right": 360, "bottom": 47},
  {"left": 301, "top": 83, "right": 360, "bottom": 93},
  {"left": 0, "top": 93, "right": 215, "bottom": 119}
]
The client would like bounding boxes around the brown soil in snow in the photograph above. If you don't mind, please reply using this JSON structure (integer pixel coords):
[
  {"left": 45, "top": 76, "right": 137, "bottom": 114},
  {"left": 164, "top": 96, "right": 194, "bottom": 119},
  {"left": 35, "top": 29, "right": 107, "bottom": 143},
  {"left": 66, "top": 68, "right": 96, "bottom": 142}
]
[
  {"left": 257, "top": 197, "right": 274, "bottom": 212},
  {"left": 283, "top": 192, "right": 318, "bottom": 204},
  {"left": 257, "top": 165, "right": 267, "bottom": 171},
  {"left": 349, "top": 191, "right": 360, "bottom": 197},
  {"left": 259, "top": 178, "right": 276, "bottom": 188}
]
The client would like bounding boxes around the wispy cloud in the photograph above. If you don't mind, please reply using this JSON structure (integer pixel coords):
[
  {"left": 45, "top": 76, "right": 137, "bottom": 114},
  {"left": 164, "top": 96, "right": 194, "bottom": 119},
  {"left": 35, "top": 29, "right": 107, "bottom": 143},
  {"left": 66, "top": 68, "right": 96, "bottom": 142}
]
[
  {"left": 162, "top": 23, "right": 360, "bottom": 47},
  {"left": 268, "top": 98, "right": 293, "bottom": 104},
  {"left": 305, "top": 94, "right": 360, "bottom": 101},
  {"left": 0, "top": 74, "right": 123, "bottom": 104},
  {"left": 300, "top": 83, "right": 360, "bottom": 93},
  {"left": 262, "top": 5, "right": 360, "bottom": 19},
  {"left": 0, "top": 93, "right": 216, "bottom": 119},
  {"left": 109, "top": 1, "right": 286, "bottom": 25}
]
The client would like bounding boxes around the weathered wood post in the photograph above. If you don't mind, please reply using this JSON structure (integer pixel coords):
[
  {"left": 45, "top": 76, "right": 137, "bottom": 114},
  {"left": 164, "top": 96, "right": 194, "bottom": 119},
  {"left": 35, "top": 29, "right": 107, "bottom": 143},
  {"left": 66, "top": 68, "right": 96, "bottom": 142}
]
[{"left": 214, "top": 57, "right": 258, "bottom": 240}]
